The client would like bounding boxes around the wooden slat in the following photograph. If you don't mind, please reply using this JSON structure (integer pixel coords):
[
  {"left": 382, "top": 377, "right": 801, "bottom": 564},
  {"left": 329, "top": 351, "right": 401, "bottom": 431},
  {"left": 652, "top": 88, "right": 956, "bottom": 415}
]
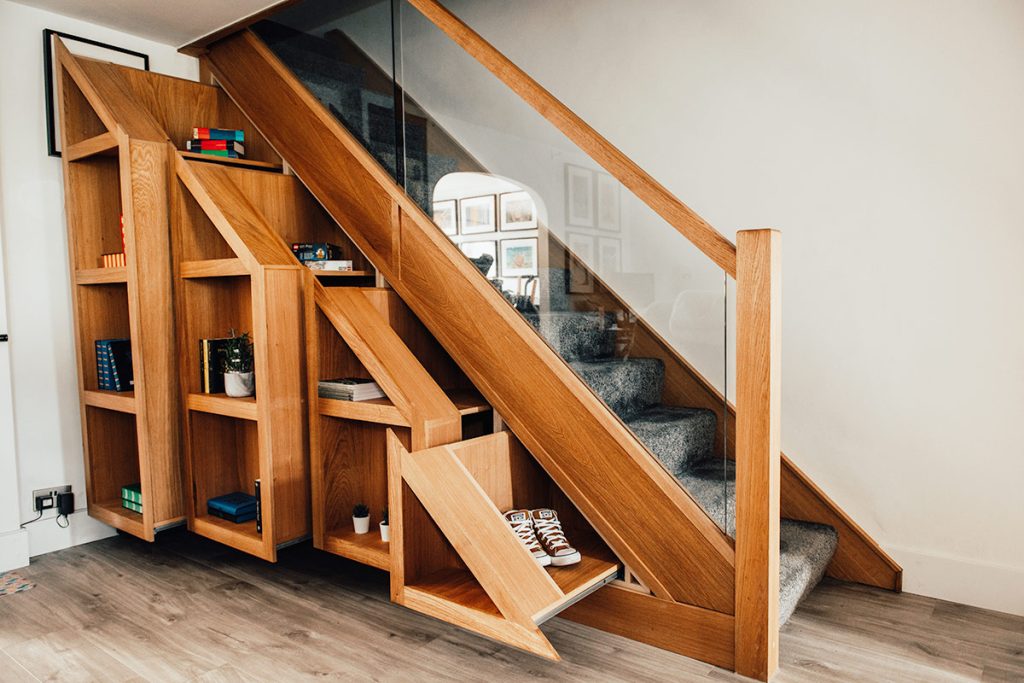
[
  {"left": 561, "top": 584, "right": 736, "bottom": 671},
  {"left": 89, "top": 500, "right": 146, "bottom": 537},
  {"left": 179, "top": 151, "right": 283, "bottom": 172},
  {"left": 318, "top": 397, "right": 409, "bottom": 427},
  {"left": 204, "top": 30, "right": 737, "bottom": 612},
  {"left": 180, "top": 0, "right": 299, "bottom": 56},
  {"left": 192, "top": 514, "right": 268, "bottom": 559},
  {"left": 180, "top": 258, "right": 248, "bottom": 278},
  {"left": 65, "top": 131, "right": 117, "bottom": 161},
  {"left": 187, "top": 393, "right": 258, "bottom": 421},
  {"left": 734, "top": 229, "right": 782, "bottom": 681},
  {"left": 322, "top": 526, "right": 390, "bottom": 571},
  {"left": 82, "top": 389, "right": 135, "bottom": 414},
  {"left": 75, "top": 267, "right": 127, "bottom": 285},
  {"left": 405, "top": 0, "right": 736, "bottom": 277}
]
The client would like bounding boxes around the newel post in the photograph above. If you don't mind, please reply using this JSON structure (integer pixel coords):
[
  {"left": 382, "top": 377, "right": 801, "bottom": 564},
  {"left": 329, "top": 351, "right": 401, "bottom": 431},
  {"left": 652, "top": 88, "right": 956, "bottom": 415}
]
[{"left": 734, "top": 229, "right": 782, "bottom": 681}]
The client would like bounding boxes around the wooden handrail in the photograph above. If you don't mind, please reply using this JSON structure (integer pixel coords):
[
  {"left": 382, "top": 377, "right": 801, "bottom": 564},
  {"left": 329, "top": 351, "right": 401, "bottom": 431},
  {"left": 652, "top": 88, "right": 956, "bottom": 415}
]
[
  {"left": 405, "top": 0, "right": 738, "bottom": 277},
  {"left": 734, "top": 229, "right": 782, "bottom": 681}
]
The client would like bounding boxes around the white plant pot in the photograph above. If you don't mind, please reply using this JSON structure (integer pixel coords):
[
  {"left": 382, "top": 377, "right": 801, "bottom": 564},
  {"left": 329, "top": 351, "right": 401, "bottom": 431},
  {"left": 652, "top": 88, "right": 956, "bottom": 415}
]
[
  {"left": 224, "top": 371, "right": 255, "bottom": 398},
  {"left": 353, "top": 515, "right": 370, "bottom": 534},
  {"left": 379, "top": 522, "right": 390, "bottom": 542}
]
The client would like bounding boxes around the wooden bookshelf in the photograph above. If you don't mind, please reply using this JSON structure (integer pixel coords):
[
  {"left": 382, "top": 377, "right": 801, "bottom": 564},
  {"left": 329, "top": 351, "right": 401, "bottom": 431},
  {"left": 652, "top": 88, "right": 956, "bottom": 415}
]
[
  {"left": 179, "top": 150, "right": 283, "bottom": 172},
  {"left": 55, "top": 42, "right": 185, "bottom": 541}
]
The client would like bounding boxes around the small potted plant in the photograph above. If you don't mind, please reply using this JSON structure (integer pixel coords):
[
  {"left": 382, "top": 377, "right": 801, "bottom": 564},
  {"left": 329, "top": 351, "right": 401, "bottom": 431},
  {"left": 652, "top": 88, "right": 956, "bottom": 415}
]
[
  {"left": 379, "top": 507, "right": 390, "bottom": 542},
  {"left": 352, "top": 503, "right": 370, "bottom": 534},
  {"left": 220, "top": 330, "right": 254, "bottom": 398}
]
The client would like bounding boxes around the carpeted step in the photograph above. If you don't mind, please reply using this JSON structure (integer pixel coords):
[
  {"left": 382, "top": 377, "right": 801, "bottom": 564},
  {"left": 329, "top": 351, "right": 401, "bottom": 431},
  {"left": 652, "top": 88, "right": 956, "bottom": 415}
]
[
  {"left": 529, "top": 311, "right": 615, "bottom": 361},
  {"left": 675, "top": 457, "right": 838, "bottom": 625},
  {"left": 542, "top": 267, "right": 571, "bottom": 312},
  {"left": 626, "top": 406, "right": 717, "bottom": 474},
  {"left": 568, "top": 358, "right": 664, "bottom": 420}
]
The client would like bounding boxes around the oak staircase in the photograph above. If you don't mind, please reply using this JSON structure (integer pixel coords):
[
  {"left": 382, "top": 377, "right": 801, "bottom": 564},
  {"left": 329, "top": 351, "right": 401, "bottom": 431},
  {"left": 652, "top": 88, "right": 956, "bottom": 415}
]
[{"left": 52, "top": 1, "right": 904, "bottom": 678}]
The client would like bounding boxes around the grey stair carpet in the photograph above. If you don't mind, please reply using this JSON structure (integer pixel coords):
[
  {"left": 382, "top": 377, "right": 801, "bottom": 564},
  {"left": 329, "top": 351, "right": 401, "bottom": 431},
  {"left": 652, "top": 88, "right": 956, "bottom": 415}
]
[
  {"left": 626, "top": 406, "right": 717, "bottom": 474},
  {"left": 529, "top": 311, "right": 616, "bottom": 361},
  {"left": 568, "top": 358, "right": 664, "bottom": 420}
]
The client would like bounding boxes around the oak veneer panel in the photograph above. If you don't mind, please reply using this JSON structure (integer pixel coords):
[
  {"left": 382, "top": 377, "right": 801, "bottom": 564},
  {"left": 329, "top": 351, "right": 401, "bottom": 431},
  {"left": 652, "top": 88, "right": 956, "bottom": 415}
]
[
  {"left": 180, "top": 258, "right": 248, "bottom": 279},
  {"left": 76, "top": 267, "right": 127, "bottom": 285},
  {"left": 84, "top": 406, "right": 141, "bottom": 512},
  {"left": 178, "top": 152, "right": 282, "bottom": 172},
  {"left": 57, "top": 64, "right": 107, "bottom": 146},
  {"left": 64, "top": 156, "right": 123, "bottom": 270},
  {"left": 187, "top": 394, "right": 258, "bottom": 421},
  {"left": 317, "top": 418, "right": 396, "bottom": 540},
  {"left": 318, "top": 398, "right": 408, "bottom": 426},
  {"left": 205, "top": 32, "right": 736, "bottom": 612},
  {"left": 82, "top": 389, "right": 136, "bottom": 414}
]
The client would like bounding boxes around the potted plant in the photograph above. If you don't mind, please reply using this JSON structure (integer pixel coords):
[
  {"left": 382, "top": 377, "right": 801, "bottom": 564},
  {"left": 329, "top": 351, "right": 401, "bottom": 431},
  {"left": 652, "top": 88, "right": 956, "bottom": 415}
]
[
  {"left": 352, "top": 503, "right": 370, "bottom": 534},
  {"left": 379, "top": 507, "right": 390, "bottom": 542},
  {"left": 220, "top": 330, "right": 254, "bottom": 398}
]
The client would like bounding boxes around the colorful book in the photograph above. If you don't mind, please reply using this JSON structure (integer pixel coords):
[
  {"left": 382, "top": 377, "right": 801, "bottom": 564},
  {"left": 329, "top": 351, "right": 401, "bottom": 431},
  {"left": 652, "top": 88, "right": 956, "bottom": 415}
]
[
  {"left": 196, "top": 149, "right": 240, "bottom": 159},
  {"left": 192, "top": 127, "right": 244, "bottom": 142},
  {"left": 96, "top": 339, "right": 131, "bottom": 392},
  {"left": 199, "top": 338, "right": 230, "bottom": 394},
  {"left": 304, "top": 260, "right": 353, "bottom": 272},
  {"left": 291, "top": 243, "right": 344, "bottom": 262},
  {"left": 121, "top": 499, "right": 143, "bottom": 514},
  {"left": 121, "top": 483, "right": 142, "bottom": 505},
  {"left": 185, "top": 139, "right": 245, "bottom": 155}
]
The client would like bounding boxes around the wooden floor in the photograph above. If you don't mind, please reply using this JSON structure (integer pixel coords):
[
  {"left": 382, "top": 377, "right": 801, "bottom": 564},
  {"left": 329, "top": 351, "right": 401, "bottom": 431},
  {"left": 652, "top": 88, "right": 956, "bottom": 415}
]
[{"left": 0, "top": 530, "right": 1020, "bottom": 682}]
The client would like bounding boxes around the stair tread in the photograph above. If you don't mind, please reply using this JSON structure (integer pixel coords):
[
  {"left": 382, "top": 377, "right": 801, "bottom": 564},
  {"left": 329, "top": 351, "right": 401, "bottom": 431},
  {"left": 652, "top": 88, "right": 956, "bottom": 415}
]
[
  {"left": 527, "top": 310, "right": 616, "bottom": 362},
  {"left": 568, "top": 358, "right": 664, "bottom": 420},
  {"left": 626, "top": 405, "right": 717, "bottom": 474}
]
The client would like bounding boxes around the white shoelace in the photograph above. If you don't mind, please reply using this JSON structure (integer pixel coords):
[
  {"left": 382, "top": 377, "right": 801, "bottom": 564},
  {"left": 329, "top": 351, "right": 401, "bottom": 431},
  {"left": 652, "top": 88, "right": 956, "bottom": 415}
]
[
  {"left": 533, "top": 518, "right": 568, "bottom": 549},
  {"left": 509, "top": 518, "right": 541, "bottom": 550}
]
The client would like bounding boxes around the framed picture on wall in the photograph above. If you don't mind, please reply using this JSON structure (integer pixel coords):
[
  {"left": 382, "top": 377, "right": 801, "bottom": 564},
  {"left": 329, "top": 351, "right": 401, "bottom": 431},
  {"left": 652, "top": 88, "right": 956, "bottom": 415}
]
[
  {"left": 499, "top": 191, "right": 537, "bottom": 231},
  {"left": 598, "top": 236, "right": 622, "bottom": 273},
  {"left": 596, "top": 173, "right": 620, "bottom": 231},
  {"left": 499, "top": 238, "right": 538, "bottom": 277},
  {"left": 566, "top": 232, "right": 594, "bottom": 293},
  {"left": 43, "top": 29, "right": 150, "bottom": 157},
  {"left": 460, "top": 240, "right": 497, "bottom": 278},
  {"left": 460, "top": 195, "right": 497, "bottom": 234},
  {"left": 565, "top": 164, "right": 595, "bottom": 227},
  {"left": 432, "top": 199, "right": 458, "bottom": 236}
]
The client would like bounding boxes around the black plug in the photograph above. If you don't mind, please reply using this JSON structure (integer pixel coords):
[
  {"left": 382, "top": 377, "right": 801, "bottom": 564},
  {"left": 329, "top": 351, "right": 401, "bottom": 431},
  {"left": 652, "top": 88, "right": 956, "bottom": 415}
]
[{"left": 56, "top": 491, "right": 75, "bottom": 516}]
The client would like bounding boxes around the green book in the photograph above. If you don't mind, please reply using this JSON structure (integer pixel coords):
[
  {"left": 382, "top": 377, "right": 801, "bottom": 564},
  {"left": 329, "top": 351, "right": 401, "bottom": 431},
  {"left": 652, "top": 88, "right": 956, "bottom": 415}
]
[{"left": 121, "top": 483, "right": 142, "bottom": 505}]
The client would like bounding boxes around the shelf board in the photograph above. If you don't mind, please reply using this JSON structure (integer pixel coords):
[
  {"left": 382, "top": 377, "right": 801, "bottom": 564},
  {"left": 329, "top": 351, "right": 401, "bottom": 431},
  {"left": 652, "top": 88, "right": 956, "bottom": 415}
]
[
  {"left": 192, "top": 514, "right": 266, "bottom": 558},
  {"left": 180, "top": 258, "right": 248, "bottom": 279},
  {"left": 406, "top": 567, "right": 501, "bottom": 618},
  {"left": 318, "top": 396, "right": 407, "bottom": 426},
  {"left": 66, "top": 132, "right": 118, "bottom": 162},
  {"left": 179, "top": 151, "right": 283, "bottom": 172},
  {"left": 536, "top": 548, "right": 619, "bottom": 624},
  {"left": 322, "top": 524, "right": 390, "bottom": 571},
  {"left": 448, "top": 390, "right": 491, "bottom": 416},
  {"left": 76, "top": 267, "right": 127, "bottom": 285},
  {"left": 90, "top": 499, "right": 145, "bottom": 537},
  {"left": 318, "top": 389, "right": 489, "bottom": 426},
  {"left": 187, "top": 393, "right": 258, "bottom": 421},
  {"left": 310, "top": 270, "right": 374, "bottom": 278},
  {"left": 83, "top": 389, "right": 136, "bottom": 414}
]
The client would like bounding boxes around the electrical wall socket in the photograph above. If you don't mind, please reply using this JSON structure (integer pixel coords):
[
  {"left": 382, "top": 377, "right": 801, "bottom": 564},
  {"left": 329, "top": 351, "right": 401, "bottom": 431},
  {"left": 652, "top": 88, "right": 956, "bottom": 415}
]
[{"left": 32, "top": 485, "right": 72, "bottom": 512}]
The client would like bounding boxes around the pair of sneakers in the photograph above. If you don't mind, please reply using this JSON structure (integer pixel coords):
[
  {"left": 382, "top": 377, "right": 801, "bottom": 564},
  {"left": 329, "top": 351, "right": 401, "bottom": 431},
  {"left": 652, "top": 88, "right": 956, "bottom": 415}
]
[{"left": 503, "top": 508, "right": 581, "bottom": 567}]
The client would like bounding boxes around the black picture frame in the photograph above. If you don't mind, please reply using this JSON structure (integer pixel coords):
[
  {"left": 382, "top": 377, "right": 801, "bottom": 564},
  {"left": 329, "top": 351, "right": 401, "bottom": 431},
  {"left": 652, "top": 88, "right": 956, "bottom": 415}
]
[{"left": 43, "top": 29, "right": 150, "bottom": 158}]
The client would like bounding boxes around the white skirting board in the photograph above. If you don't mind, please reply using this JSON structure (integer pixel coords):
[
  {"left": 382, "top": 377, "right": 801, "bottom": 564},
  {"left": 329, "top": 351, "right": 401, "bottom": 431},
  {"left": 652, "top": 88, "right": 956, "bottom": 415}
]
[
  {"left": 25, "top": 507, "right": 117, "bottom": 560},
  {"left": 891, "top": 544, "right": 1024, "bottom": 617},
  {"left": 0, "top": 528, "right": 29, "bottom": 573}
]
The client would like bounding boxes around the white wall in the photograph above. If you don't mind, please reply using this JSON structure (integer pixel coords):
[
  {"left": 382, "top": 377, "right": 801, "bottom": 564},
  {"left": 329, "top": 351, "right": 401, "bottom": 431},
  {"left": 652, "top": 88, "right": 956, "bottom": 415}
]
[
  {"left": 443, "top": 0, "right": 1024, "bottom": 615},
  {"left": 0, "top": 0, "right": 197, "bottom": 565}
]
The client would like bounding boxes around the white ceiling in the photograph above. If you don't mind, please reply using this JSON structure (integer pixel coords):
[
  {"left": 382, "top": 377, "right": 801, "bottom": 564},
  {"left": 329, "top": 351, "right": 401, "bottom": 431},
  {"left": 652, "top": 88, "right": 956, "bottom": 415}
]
[{"left": 15, "top": 0, "right": 281, "bottom": 47}]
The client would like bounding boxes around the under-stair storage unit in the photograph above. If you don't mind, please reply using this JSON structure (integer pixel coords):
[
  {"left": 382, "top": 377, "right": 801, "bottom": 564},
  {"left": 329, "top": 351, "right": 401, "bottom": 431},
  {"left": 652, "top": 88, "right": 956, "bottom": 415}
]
[
  {"left": 307, "top": 284, "right": 490, "bottom": 570},
  {"left": 55, "top": 41, "right": 184, "bottom": 540},
  {"left": 390, "top": 430, "right": 620, "bottom": 660},
  {"left": 171, "top": 157, "right": 330, "bottom": 561}
]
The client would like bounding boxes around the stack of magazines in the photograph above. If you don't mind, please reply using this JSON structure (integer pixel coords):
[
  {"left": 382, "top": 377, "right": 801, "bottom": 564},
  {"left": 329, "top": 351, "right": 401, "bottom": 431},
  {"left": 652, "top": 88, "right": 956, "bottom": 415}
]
[{"left": 318, "top": 377, "right": 385, "bottom": 402}]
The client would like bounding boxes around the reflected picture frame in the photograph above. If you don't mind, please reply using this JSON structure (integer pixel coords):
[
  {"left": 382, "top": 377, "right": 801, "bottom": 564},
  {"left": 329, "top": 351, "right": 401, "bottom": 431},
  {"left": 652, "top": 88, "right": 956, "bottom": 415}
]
[
  {"left": 565, "top": 164, "right": 595, "bottom": 228},
  {"left": 567, "top": 232, "right": 594, "bottom": 293},
  {"left": 460, "top": 194, "right": 497, "bottom": 234},
  {"left": 499, "top": 237, "right": 538, "bottom": 277},
  {"left": 432, "top": 199, "right": 458, "bottom": 236},
  {"left": 499, "top": 191, "right": 538, "bottom": 231}
]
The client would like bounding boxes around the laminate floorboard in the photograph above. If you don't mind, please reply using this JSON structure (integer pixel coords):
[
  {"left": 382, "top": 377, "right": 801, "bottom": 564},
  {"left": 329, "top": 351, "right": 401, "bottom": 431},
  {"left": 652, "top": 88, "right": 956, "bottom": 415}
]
[{"left": 0, "top": 529, "right": 1020, "bottom": 682}]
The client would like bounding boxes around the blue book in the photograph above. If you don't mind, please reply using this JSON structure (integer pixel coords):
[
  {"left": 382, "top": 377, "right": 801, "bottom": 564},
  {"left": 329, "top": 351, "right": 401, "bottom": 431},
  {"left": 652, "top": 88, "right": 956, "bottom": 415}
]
[{"left": 207, "top": 492, "right": 258, "bottom": 517}]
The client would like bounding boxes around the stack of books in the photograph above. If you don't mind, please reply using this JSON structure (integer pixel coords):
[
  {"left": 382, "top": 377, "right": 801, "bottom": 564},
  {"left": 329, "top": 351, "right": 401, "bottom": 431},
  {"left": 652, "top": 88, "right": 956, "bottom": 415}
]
[
  {"left": 186, "top": 127, "right": 245, "bottom": 159},
  {"left": 121, "top": 483, "right": 142, "bottom": 514},
  {"left": 198, "top": 337, "right": 230, "bottom": 393},
  {"left": 95, "top": 339, "right": 133, "bottom": 392},
  {"left": 207, "top": 491, "right": 258, "bottom": 524},
  {"left": 318, "top": 378, "right": 386, "bottom": 402},
  {"left": 292, "top": 242, "right": 352, "bottom": 272}
]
